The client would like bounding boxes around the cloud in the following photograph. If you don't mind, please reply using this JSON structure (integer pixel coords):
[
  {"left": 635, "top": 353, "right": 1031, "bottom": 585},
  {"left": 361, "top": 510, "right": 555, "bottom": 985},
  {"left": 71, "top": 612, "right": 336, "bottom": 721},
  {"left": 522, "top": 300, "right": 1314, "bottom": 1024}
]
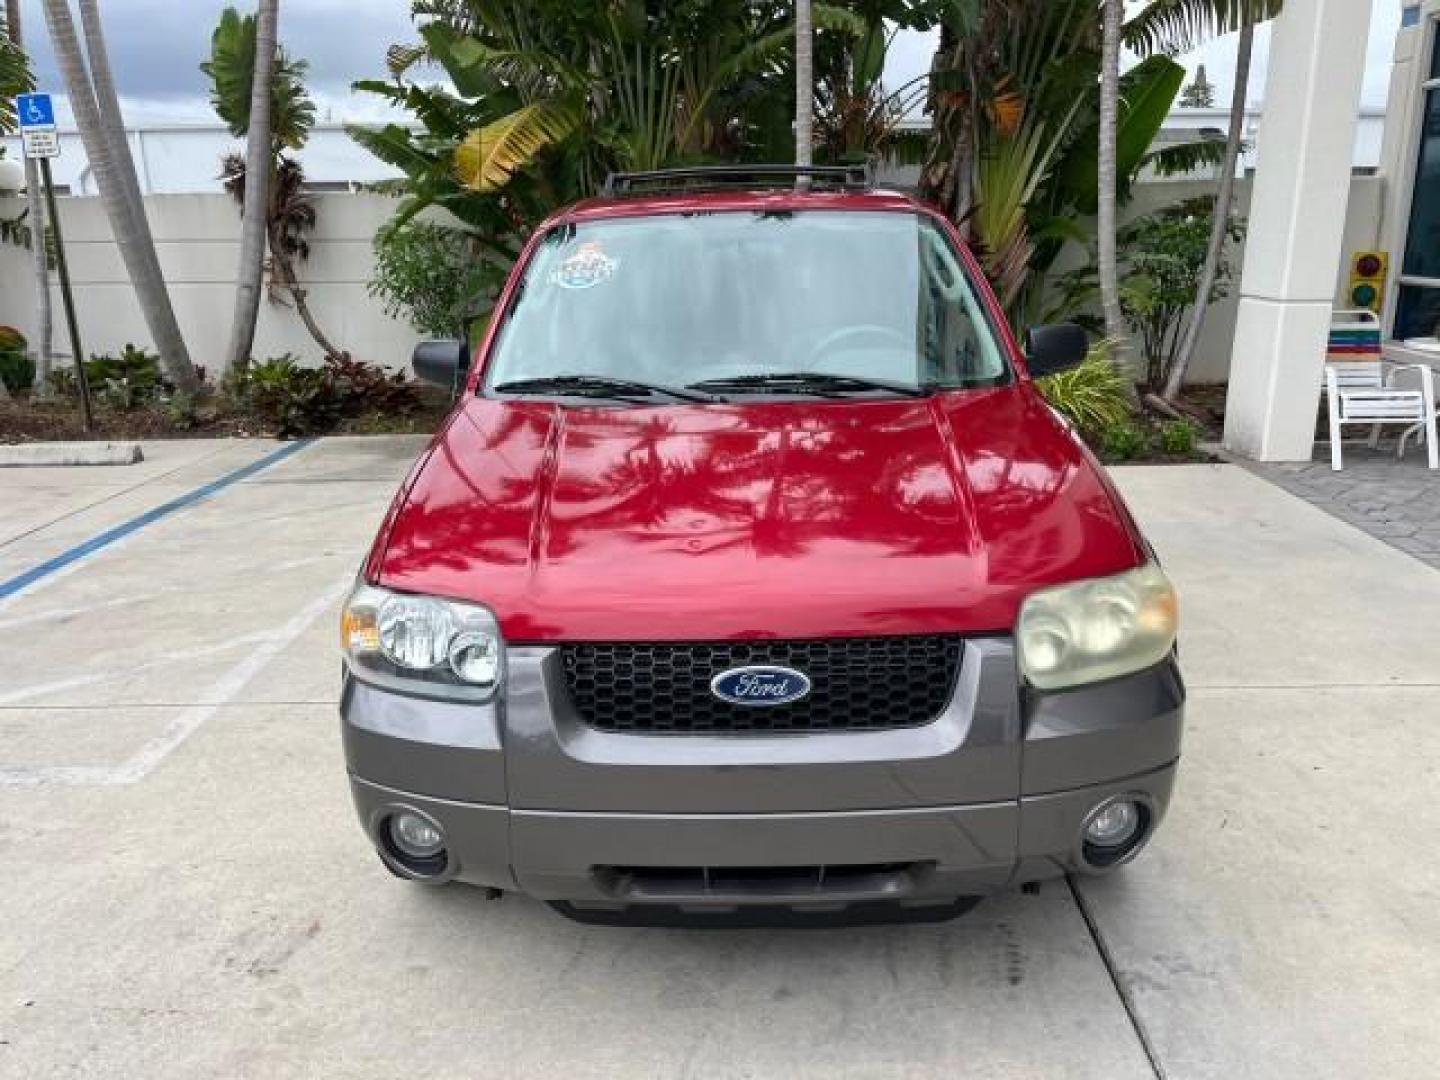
[{"left": 16, "top": 0, "right": 414, "bottom": 123}]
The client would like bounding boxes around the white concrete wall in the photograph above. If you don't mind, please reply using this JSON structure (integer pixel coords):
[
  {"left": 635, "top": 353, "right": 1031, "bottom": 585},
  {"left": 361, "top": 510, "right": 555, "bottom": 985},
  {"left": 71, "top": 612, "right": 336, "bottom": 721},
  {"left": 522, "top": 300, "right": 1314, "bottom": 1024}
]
[
  {"left": 0, "top": 191, "right": 421, "bottom": 371},
  {"left": 0, "top": 180, "right": 1385, "bottom": 384}
]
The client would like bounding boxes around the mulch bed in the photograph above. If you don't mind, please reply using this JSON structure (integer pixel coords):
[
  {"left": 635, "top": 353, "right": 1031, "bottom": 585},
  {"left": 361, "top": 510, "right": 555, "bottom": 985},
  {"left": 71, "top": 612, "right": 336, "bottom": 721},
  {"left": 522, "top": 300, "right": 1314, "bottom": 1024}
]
[{"left": 0, "top": 391, "right": 452, "bottom": 444}]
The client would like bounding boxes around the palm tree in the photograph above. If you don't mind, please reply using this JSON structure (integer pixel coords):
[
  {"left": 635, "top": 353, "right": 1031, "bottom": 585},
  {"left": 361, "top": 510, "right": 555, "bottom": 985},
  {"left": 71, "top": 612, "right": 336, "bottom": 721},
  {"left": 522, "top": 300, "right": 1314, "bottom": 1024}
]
[
  {"left": 795, "top": 0, "right": 813, "bottom": 172},
  {"left": 203, "top": 6, "right": 336, "bottom": 358},
  {"left": 1097, "top": 0, "right": 1127, "bottom": 358},
  {"left": 225, "top": 0, "right": 278, "bottom": 373},
  {"left": 41, "top": 0, "right": 196, "bottom": 392},
  {"left": 1, "top": 0, "right": 38, "bottom": 402},
  {"left": 1155, "top": 1, "right": 1286, "bottom": 400}
]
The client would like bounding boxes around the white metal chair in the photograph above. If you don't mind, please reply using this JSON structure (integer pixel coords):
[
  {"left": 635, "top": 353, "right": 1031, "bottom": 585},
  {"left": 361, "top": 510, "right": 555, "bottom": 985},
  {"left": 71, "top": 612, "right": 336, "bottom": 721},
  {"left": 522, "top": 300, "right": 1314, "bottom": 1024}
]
[{"left": 1325, "top": 360, "right": 1438, "bottom": 471}]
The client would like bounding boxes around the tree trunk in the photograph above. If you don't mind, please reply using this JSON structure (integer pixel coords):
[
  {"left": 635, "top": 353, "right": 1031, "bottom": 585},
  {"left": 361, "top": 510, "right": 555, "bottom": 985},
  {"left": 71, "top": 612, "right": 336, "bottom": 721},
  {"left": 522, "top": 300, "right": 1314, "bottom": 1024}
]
[
  {"left": 5, "top": 0, "right": 50, "bottom": 400},
  {"left": 46, "top": 0, "right": 196, "bottom": 392},
  {"left": 1097, "top": 0, "right": 1134, "bottom": 390},
  {"left": 1163, "top": 19, "right": 1255, "bottom": 402},
  {"left": 794, "top": 0, "right": 813, "bottom": 178},
  {"left": 269, "top": 226, "right": 342, "bottom": 359},
  {"left": 226, "top": 0, "right": 277, "bottom": 374}
]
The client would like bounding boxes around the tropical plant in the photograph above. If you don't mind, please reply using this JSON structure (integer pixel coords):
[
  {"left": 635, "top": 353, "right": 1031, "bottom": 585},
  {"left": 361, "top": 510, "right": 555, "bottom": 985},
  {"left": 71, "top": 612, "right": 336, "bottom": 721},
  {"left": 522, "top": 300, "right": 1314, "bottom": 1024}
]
[
  {"left": 0, "top": 2, "right": 32, "bottom": 133},
  {"left": 812, "top": 4, "right": 935, "bottom": 167},
  {"left": 40, "top": 0, "right": 196, "bottom": 392},
  {"left": 204, "top": 7, "right": 339, "bottom": 360},
  {"left": 1036, "top": 341, "right": 1135, "bottom": 435},
  {"left": 917, "top": 1, "right": 1216, "bottom": 330},
  {"left": 369, "top": 219, "right": 502, "bottom": 338},
  {"left": 350, "top": 1, "right": 867, "bottom": 325},
  {"left": 1054, "top": 196, "right": 1245, "bottom": 389},
  {"left": 86, "top": 343, "right": 164, "bottom": 410},
  {"left": 236, "top": 353, "right": 421, "bottom": 436},
  {"left": 212, "top": 0, "right": 279, "bottom": 372}
]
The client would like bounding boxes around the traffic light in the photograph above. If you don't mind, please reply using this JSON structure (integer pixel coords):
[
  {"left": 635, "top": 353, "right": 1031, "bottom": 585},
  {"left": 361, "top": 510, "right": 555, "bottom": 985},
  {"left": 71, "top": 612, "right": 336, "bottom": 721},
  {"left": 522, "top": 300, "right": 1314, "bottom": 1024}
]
[{"left": 1347, "top": 251, "right": 1389, "bottom": 314}]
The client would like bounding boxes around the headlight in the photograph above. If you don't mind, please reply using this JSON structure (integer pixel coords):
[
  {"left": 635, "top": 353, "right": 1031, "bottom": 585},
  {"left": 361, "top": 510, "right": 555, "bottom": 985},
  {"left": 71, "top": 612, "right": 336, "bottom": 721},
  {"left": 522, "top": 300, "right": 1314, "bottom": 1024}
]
[
  {"left": 341, "top": 583, "right": 503, "bottom": 701},
  {"left": 1017, "top": 563, "right": 1177, "bottom": 690}
]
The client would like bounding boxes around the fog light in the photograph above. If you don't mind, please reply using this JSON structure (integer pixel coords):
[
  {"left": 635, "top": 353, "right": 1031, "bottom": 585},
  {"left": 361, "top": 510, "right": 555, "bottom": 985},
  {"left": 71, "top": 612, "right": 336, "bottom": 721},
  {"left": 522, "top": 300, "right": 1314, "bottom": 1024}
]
[
  {"left": 389, "top": 812, "right": 444, "bottom": 859},
  {"left": 1084, "top": 800, "right": 1140, "bottom": 848},
  {"left": 1080, "top": 797, "right": 1150, "bottom": 870}
]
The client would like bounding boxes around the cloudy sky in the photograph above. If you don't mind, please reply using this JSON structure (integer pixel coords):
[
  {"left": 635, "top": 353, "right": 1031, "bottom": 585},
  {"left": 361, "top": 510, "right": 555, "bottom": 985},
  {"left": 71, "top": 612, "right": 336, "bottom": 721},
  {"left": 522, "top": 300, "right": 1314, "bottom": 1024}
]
[{"left": 12, "top": 0, "right": 1408, "bottom": 128}]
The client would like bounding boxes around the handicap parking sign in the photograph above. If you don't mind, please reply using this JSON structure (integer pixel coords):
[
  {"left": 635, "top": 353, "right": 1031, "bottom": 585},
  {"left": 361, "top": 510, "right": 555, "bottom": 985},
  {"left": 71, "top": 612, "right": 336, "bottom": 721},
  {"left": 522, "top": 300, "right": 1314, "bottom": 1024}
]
[
  {"left": 13, "top": 93, "right": 60, "bottom": 159},
  {"left": 16, "top": 93, "right": 55, "bottom": 129}
]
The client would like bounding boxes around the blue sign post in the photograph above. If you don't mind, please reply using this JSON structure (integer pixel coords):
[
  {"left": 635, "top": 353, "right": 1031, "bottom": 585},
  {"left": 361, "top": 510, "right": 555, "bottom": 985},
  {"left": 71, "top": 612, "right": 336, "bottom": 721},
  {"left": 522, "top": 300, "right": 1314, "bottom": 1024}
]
[{"left": 12, "top": 91, "right": 92, "bottom": 430}]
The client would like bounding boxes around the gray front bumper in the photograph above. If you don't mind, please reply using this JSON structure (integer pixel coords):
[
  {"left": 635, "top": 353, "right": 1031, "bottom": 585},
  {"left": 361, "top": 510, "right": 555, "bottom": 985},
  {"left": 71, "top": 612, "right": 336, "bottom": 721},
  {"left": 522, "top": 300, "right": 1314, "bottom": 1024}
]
[{"left": 342, "top": 639, "right": 1183, "bottom": 906}]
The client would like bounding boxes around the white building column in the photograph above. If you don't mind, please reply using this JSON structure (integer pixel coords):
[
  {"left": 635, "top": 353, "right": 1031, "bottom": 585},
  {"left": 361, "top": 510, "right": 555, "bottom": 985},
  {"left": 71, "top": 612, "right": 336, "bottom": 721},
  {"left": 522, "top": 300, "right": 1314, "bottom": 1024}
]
[{"left": 1223, "top": 0, "right": 1374, "bottom": 461}]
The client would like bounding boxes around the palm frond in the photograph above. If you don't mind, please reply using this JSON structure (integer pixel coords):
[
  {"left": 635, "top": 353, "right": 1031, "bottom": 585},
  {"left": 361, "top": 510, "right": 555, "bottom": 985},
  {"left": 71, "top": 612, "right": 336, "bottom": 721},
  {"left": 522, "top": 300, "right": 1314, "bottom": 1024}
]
[
  {"left": 453, "top": 100, "right": 582, "bottom": 192},
  {"left": 1124, "top": 0, "right": 1285, "bottom": 57},
  {"left": 0, "top": 10, "right": 34, "bottom": 134},
  {"left": 1143, "top": 134, "right": 1238, "bottom": 178}
]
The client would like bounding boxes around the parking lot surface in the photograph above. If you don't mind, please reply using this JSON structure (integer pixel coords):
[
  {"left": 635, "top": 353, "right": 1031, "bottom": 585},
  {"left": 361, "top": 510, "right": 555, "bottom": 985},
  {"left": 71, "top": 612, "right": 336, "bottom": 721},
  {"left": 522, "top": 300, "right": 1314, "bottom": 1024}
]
[{"left": 1, "top": 438, "right": 1436, "bottom": 1078}]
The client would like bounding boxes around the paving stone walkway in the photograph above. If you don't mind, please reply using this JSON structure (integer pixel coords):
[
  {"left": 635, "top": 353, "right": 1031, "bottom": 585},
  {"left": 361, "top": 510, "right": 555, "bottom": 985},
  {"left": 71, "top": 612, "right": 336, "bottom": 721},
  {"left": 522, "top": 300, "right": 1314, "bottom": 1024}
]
[{"left": 1248, "top": 439, "right": 1440, "bottom": 569}]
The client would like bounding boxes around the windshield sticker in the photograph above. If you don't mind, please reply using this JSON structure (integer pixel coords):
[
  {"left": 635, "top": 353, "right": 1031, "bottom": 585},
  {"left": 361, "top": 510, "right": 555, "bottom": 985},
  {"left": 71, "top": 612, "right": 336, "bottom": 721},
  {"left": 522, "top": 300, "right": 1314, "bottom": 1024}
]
[{"left": 550, "top": 243, "right": 618, "bottom": 290}]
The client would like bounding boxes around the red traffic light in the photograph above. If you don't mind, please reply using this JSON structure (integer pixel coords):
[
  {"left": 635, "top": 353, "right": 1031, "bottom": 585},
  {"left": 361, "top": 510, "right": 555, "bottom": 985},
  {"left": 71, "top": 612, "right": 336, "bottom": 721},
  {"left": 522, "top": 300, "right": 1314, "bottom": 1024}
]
[{"left": 1355, "top": 254, "right": 1383, "bottom": 278}]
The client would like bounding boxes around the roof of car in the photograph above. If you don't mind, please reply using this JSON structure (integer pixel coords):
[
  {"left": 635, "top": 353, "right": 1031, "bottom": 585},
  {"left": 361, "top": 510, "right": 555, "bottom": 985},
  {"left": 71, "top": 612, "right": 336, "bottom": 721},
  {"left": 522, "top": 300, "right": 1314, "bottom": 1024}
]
[{"left": 554, "top": 186, "right": 933, "bottom": 226}]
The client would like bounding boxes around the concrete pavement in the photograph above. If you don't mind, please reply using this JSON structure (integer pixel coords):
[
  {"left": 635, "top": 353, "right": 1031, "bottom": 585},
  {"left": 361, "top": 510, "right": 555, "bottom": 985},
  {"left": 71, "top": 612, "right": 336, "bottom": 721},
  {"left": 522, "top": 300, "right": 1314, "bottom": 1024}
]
[{"left": 0, "top": 440, "right": 1435, "bottom": 1078}]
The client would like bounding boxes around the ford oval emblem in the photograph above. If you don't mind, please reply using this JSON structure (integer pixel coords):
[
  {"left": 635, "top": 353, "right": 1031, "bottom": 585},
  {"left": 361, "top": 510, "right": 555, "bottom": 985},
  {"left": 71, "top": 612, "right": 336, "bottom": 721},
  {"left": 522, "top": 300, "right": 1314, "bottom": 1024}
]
[{"left": 709, "top": 665, "right": 812, "bottom": 708}]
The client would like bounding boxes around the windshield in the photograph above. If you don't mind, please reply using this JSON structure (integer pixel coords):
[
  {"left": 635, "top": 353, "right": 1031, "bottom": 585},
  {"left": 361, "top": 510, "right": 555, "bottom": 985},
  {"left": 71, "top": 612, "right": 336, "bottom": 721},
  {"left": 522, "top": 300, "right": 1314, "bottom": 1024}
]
[{"left": 483, "top": 210, "right": 1009, "bottom": 395}]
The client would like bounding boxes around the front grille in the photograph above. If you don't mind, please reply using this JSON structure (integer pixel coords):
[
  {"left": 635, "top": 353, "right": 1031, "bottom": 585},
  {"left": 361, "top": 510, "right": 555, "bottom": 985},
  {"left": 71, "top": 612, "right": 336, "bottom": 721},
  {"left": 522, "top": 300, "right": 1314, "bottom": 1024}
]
[
  {"left": 594, "top": 863, "right": 929, "bottom": 900},
  {"left": 559, "top": 636, "right": 963, "bottom": 734}
]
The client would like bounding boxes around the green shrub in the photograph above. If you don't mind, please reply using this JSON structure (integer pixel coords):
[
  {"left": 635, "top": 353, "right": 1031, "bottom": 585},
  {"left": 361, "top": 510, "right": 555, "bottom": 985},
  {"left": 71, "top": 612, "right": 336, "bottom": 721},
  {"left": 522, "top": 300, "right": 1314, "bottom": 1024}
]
[
  {"left": 86, "top": 344, "right": 165, "bottom": 410},
  {"left": 242, "top": 355, "right": 342, "bottom": 437},
  {"left": 324, "top": 354, "right": 422, "bottom": 418},
  {"left": 1159, "top": 419, "right": 1198, "bottom": 456},
  {"left": 236, "top": 354, "right": 420, "bottom": 436},
  {"left": 1036, "top": 344, "right": 1135, "bottom": 435},
  {"left": 1100, "top": 422, "right": 1148, "bottom": 462},
  {"left": 0, "top": 326, "right": 32, "bottom": 393},
  {"left": 368, "top": 220, "right": 504, "bottom": 338},
  {"left": 0, "top": 349, "right": 35, "bottom": 393}
]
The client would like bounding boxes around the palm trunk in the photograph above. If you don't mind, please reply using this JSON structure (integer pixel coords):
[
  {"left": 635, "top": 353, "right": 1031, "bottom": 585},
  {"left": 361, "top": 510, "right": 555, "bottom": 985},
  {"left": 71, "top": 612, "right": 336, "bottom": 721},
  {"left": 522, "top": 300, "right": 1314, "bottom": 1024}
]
[
  {"left": 1097, "top": 0, "right": 1134, "bottom": 392},
  {"left": 46, "top": 0, "right": 196, "bottom": 392},
  {"left": 226, "top": 0, "right": 277, "bottom": 373},
  {"left": 1163, "top": 19, "right": 1255, "bottom": 402},
  {"left": 5, "top": 0, "right": 49, "bottom": 400},
  {"left": 794, "top": 0, "right": 813, "bottom": 179}
]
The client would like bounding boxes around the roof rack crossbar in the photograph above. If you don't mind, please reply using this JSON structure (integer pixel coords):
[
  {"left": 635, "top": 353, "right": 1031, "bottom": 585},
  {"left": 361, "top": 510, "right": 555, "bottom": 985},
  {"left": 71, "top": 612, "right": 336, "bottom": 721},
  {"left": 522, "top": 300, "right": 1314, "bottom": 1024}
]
[{"left": 603, "top": 164, "right": 874, "bottom": 197}]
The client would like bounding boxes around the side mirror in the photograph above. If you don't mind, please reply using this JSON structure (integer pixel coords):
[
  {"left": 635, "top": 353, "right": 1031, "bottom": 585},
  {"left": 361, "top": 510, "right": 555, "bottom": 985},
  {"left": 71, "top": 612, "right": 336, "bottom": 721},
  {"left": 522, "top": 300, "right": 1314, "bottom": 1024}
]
[
  {"left": 412, "top": 339, "right": 467, "bottom": 391},
  {"left": 1025, "top": 323, "right": 1089, "bottom": 377}
]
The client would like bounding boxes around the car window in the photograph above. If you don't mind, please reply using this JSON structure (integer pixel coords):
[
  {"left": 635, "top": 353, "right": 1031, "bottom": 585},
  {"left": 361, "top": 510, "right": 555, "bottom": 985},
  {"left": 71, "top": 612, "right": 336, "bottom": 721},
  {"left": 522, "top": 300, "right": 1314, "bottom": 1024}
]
[{"left": 483, "top": 210, "right": 1010, "bottom": 393}]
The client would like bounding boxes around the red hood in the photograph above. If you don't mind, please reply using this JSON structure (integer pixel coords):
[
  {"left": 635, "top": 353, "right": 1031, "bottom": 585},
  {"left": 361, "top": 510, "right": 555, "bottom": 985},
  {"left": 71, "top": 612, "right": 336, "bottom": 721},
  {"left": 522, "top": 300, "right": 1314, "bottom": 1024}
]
[{"left": 373, "top": 388, "right": 1145, "bottom": 641}]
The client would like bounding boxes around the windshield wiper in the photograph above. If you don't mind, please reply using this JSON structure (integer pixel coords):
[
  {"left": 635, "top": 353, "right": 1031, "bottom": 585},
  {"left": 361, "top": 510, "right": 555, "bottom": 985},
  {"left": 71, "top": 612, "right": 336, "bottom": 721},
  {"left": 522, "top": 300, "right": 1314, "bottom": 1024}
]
[
  {"left": 492, "top": 375, "right": 716, "bottom": 403},
  {"left": 686, "top": 372, "right": 931, "bottom": 398}
]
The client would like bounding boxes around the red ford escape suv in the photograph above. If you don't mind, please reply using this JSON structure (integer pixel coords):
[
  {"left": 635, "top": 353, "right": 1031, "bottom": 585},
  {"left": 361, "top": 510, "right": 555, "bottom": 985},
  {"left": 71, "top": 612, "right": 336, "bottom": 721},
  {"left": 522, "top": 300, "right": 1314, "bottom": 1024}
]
[{"left": 341, "top": 165, "right": 1183, "bottom": 924}]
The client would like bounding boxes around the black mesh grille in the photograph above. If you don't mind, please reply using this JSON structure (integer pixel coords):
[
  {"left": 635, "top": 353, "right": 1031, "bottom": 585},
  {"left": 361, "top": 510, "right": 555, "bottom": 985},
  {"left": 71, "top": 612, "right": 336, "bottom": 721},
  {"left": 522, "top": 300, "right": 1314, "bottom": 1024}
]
[{"left": 559, "top": 636, "right": 963, "bottom": 734}]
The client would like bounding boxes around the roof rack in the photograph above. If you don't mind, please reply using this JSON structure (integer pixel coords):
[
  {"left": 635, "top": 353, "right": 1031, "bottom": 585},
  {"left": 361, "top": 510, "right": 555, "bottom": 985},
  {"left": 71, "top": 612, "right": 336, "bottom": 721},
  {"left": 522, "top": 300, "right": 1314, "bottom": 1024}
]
[{"left": 602, "top": 163, "right": 875, "bottom": 198}]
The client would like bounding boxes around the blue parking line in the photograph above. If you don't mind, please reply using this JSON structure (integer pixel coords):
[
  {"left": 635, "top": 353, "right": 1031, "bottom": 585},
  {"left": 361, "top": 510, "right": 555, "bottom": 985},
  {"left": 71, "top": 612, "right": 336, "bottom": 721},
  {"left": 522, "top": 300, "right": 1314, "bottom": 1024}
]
[{"left": 0, "top": 439, "right": 315, "bottom": 602}]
